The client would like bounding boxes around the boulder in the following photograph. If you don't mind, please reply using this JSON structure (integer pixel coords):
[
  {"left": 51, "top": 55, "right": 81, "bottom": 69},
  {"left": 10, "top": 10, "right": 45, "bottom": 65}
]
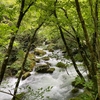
[
  {"left": 22, "top": 72, "right": 31, "bottom": 80},
  {"left": 34, "top": 48, "right": 46, "bottom": 56},
  {"left": 47, "top": 68, "right": 55, "bottom": 73},
  {"left": 56, "top": 62, "right": 66, "bottom": 68},
  {"left": 35, "top": 64, "right": 55, "bottom": 73},
  {"left": 42, "top": 56, "right": 49, "bottom": 61},
  {"left": 28, "top": 52, "right": 36, "bottom": 60},
  {"left": 71, "top": 88, "right": 79, "bottom": 94},
  {"left": 35, "top": 64, "right": 50, "bottom": 73},
  {"left": 35, "top": 58, "right": 40, "bottom": 63}
]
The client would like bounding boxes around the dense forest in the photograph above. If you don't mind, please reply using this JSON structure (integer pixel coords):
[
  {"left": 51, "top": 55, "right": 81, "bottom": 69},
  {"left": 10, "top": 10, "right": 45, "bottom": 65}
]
[{"left": 0, "top": 0, "right": 100, "bottom": 100}]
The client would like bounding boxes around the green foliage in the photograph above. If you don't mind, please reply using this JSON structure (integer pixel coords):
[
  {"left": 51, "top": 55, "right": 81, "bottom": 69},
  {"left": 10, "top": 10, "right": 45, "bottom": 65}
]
[
  {"left": 83, "top": 80, "right": 93, "bottom": 91},
  {"left": 76, "top": 90, "right": 95, "bottom": 100},
  {"left": 22, "top": 86, "right": 53, "bottom": 100},
  {"left": 75, "top": 76, "right": 84, "bottom": 85}
]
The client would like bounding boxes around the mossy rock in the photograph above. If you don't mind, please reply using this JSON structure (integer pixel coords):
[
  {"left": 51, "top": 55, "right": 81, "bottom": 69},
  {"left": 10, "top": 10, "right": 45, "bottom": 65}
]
[
  {"left": 28, "top": 52, "right": 36, "bottom": 60},
  {"left": 56, "top": 62, "right": 66, "bottom": 68},
  {"left": 22, "top": 72, "right": 31, "bottom": 80},
  {"left": 35, "top": 64, "right": 50, "bottom": 73},
  {"left": 71, "top": 88, "right": 79, "bottom": 93},
  {"left": 42, "top": 56, "right": 49, "bottom": 61},
  {"left": 29, "top": 60, "right": 36, "bottom": 71},
  {"left": 34, "top": 49, "right": 46, "bottom": 56},
  {"left": 47, "top": 68, "right": 55, "bottom": 73}
]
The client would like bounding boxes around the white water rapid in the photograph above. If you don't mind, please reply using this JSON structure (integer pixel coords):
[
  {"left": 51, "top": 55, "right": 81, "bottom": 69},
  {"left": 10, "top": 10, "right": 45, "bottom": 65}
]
[{"left": 0, "top": 47, "right": 87, "bottom": 100}]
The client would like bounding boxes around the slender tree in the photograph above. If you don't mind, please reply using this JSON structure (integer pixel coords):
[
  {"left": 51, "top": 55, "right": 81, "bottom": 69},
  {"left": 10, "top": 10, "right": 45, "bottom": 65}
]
[
  {"left": 12, "top": 22, "right": 44, "bottom": 100},
  {"left": 0, "top": 0, "right": 35, "bottom": 84},
  {"left": 53, "top": 0, "right": 85, "bottom": 80},
  {"left": 75, "top": 0, "right": 97, "bottom": 78}
]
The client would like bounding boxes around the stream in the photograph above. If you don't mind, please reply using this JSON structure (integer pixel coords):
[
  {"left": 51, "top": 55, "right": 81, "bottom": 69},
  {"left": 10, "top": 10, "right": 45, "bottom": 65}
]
[{"left": 0, "top": 47, "right": 87, "bottom": 100}]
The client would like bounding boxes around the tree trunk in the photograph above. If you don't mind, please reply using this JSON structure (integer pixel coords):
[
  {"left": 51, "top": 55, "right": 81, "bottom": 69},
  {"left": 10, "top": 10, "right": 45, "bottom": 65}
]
[
  {"left": 0, "top": 0, "right": 34, "bottom": 84},
  {"left": 53, "top": 0, "right": 85, "bottom": 81},
  {"left": 0, "top": 0, "right": 25, "bottom": 84},
  {"left": 97, "top": 71, "right": 100, "bottom": 100},
  {"left": 60, "top": 7, "right": 91, "bottom": 77},
  {"left": 75, "top": 0, "right": 97, "bottom": 78},
  {"left": 12, "top": 22, "right": 44, "bottom": 100}
]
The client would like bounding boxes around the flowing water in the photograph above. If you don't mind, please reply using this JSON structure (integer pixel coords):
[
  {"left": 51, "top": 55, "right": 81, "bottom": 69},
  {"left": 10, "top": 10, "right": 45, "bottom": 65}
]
[{"left": 0, "top": 47, "right": 87, "bottom": 100}]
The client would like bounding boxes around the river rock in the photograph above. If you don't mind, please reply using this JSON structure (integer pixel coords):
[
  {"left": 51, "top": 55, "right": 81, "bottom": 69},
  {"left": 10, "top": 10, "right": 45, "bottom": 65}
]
[
  {"left": 71, "top": 88, "right": 79, "bottom": 93},
  {"left": 35, "top": 64, "right": 55, "bottom": 73},
  {"left": 47, "top": 68, "right": 55, "bottom": 73},
  {"left": 35, "top": 64, "right": 50, "bottom": 73},
  {"left": 35, "top": 58, "right": 40, "bottom": 63},
  {"left": 42, "top": 56, "right": 49, "bottom": 61},
  {"left": 22, "top": 72, "right": 31, "bottom": 80},
  {"left": 34, "top": 48, "right": 46, "bottom": 56},
  {"left": 28, "top": 52, "right": 36, "bottom": 60},
  {"left": 56, "top": 62, "right": 66, "bottom": 68}
]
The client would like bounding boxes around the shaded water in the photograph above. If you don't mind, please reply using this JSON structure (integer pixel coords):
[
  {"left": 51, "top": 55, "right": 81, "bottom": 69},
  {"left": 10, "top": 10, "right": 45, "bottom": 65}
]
[{"left": 0, "top": 48, "right": 86, "bottom": 100}]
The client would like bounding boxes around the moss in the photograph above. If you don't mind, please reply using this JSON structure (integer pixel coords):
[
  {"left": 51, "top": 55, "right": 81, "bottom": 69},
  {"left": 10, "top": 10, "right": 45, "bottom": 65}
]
[
  {"left": 47, "top": 68, "right": 55, "bottom": 73},
  {"left": 56, "top": 62, "right": 66, "bottom": 68},
  {"left": 34, "top": 49, "right": 46, "bottom": 56}
]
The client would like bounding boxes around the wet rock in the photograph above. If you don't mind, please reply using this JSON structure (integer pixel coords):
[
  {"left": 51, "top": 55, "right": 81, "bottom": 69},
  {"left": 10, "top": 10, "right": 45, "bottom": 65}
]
[
  {"left": 42, "top": 56, "right": 49, "bottom": 61},
  {"left": 34, "top": 49, "right": 46, "bottom": 56},
  {"left": 47, "top": 68, "right": 55, "bottom": 73},
  {"left": 71, "top": 88, "right": 79, "bottom": 94},
  {"left": 22, "top": 72, "right": 31, "bottom": 80},
  {"left": 35, "top": 64, "right": 55, "bottom": 73},
  {"left": 28, "top": 52, "right": 36, "bottom": 60},
  {"left": 46, "top": 62, "right": 51, "bottom": 66},
  {"left": 56, "top": 62, "right": 66, "bottom": 68},
  {"left": 35, "top": 64, "right": 50, "bottom": 73},
  {"left": 35, "top": 58, "right": 40, "bottom": 63}
]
